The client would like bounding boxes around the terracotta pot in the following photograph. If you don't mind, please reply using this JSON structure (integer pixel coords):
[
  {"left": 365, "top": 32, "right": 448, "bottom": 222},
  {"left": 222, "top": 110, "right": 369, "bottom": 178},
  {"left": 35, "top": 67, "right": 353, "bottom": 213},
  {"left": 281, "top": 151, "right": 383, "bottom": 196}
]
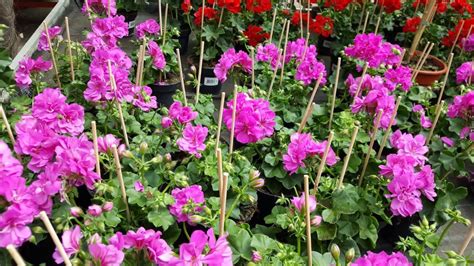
[{"left": 410, "top": 52, "right": 447, "bottom": 86}]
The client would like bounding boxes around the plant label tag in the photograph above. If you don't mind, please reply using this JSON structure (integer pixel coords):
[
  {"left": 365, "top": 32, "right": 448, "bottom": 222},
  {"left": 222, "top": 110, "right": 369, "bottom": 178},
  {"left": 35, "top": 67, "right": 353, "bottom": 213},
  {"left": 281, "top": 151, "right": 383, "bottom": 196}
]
[{"left": 204, "top": 78, "right": 218, "bottom": 86}]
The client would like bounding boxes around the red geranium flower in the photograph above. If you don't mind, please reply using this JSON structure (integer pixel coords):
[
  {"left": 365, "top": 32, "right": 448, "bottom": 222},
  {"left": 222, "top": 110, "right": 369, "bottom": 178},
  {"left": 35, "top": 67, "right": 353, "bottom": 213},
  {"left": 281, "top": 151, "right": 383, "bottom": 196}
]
[
  {"left": 450, "top": 0, "right": 473, "bottom": 14},
  {"left": 412, "top": 0, "right": 448, "bottom": 13},
  {"left": 246, "top": 0, "right": 271, "bottom": 14},
  {"left": 377, "top": 0, "right": 401, "bottom": 13},
  {"left": 442, "top": 18, "right": 474, "bottom": 47},
  {"left": 243, "top": 25, "right": 270, "bottom": 46},
  {"left": 324, "top": 0, "right": 352, "bottom": 12},
  {"left": 310, "top": 15, "right": 334, "bottom": 38},
  {"left": 193, "top": 7, "right": 218, "bottom": 26},
  {"left": 403, "top": 17, "right": 421, "bottom": 33},
  {"left": 182, "top": 0, "right": 191, "bottom": 13},
  {"left": 210, "top": 0, "right": 241, "bottom": 14},
  {"left": 291, "top": 11, "right": 311, "bottom": 26}
]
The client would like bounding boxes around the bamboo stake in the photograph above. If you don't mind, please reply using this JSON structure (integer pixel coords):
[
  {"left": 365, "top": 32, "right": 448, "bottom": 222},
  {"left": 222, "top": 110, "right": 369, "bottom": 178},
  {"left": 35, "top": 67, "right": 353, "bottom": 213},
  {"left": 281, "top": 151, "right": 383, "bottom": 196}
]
[
  {"left": 158, "top": 0, "right": 163, "bottom": 33},
  {"left": 269, "top": 8, "right": 277, "bottom": 43},
  {"left": 357, "top": 0, "right": 367, "bottom": 32},
  {"left": 449, "top": 20, "right": 465, "bottom": 55},
  {"left": 139, "top": 38, "right": 147, "bottom": 86},
  {"left": 299, "top": 8, "right": 304, "bottom": 39},
  {"left": 91, "top": 121, "right": 101, "bottom": 178},
  {"left": 277, "top": 19, "right": 288, "bottom": 50},
  {"left": 337, "top": 126, "right": 359, "bottom": 189},
  {"left": 414, "top": 0, "right": 421, "bottom": 13},
  {"left": 412, "top": 42, "right": 430, "bottom": 75},
  {"left": 135, "top": 45, "right": 144, "bottom": 86},
  {"left": 111, "top": 145, "right": 131, "bottom": 223},
  {"left": 176, "top": 48, "right": 188, "bottom": 106},
  {"left": 217, "top": 148, "right": 223, "bottom": 196},
  {"left": 6, "top": 245, "right": 26, "bottom": 266},
  {"left": 460, "top": 25, "right": 473, "bottom": 57},
  {"left": 107, "top": 61, "right": 130, "bottom": 148},
  {"left": 304, "top": 174, "right": 312, "bottom": 266},
  {"left": 328, "top": 58, "right": 341, "bottom": 130},
  {"left": 251, "top": 47, "right": 255, "bottom": 89},
  {"left": 107, "top": 0, "right": 111, "bottom": 17},
  {"left": 377, "top": 96, "right": 402, "bottom": 160},
  {"left": 84, "top": 0, "right": 93, "bottom": 25},
  {"left": 217, "top": 8, "right": 225, "bottom": 28},
  {"left": 358, "top": 110, "right": 384, "bottom": 186},
  {"left": 65, "top": 17, "right": 75, "bottom": 82},
  {"left": 42, "top": 22, "right": 61, "bottom": 88},
  {"left": 298, "top": 74, "right": 323, "bottom": 133},
  {"left": 408, "top": 0, "right": 436, "bottom": 59},
  {"left": 352, "top": 64, "right": 368, "bottom": 105},
  {"left": 215, "top": 92, "right": 226, "bottom": 154},
  {"left": 229, "top": 86, "right": 238, "bottom": 156},
  {"left": 219, "top": 172, "right": 229, "bottom": 236},
  {"left": 459, "top": 222, "right": 474, "bottom": 255},
  {"left": 413, "top": 43, "right": 434, "bottom": 81},
  {"left": 298, "top": 103, "right": 316, "bottom": 134},
  {"left": 361, "top": 11, "right": 370, "bottom": 34},
  {"left": 436, "top": 53, "right": 454, "bottom": 107},
  {"left": 162, "top": 4, "right": 169, "bottom": 46},
  {"left": 267, "top": 49, "right": 283, "bottom": 99},
  {"left": 38, "top": 211, "right": 72, "bottom": 266},
  {"left": 0, "top": 105, "right": 15, "bottom": 147},
  {"left": 195, "top": 41, "right": 205, "bottom": 104},
  {"left": 278, "top": 21, "right": 291, "bottom": 87},
  {"left": 398, "top": 48, "right": 406, "bottom": 67},
  {"left": 374, "top": 16, "right": 381, "bottom": 35},
  {"left": 314, "top": 131, "right": 334, "bottom": 192},
  {"left": 426, "top": 101, "right": 444, "bottom": 145}
]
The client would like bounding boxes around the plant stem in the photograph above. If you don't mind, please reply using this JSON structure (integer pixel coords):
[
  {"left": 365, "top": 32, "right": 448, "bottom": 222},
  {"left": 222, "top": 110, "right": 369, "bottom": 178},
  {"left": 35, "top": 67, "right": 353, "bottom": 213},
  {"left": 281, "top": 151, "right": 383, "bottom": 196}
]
[
  {"left": 297, "top": 236, "right": 301, "bottom": 255},
  {"left": 225, "top": 193, "right": 242, "bottom": 221},
  {"left": 182, "top": 222, "right": 190, "bottom": 240},
  {"left": 434, "top": 219, "right": 454, "bottom": 253}
]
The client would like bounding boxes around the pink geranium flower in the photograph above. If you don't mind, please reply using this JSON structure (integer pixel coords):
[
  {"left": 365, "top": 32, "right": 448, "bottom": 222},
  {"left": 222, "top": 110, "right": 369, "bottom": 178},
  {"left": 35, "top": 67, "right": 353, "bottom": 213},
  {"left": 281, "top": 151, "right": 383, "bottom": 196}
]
[
  {"left": 131, "top": 85, "right": 157, "bottom": 111},
  {"left": 0, "top": 205, "right": 34, "bottom": 247},
  {"left": 168, "top": 101, "right": 198, "bottom": 124},
  {"left": 169, "top": 185, "right": 205, "bottom": 224},
  {"left": 345, "top": 33, "right": 402, "bottom": 68},
  {"left": 148, "top": 40, "right": 166, "bottom": 70},
  {"left": 89, "top": 242, "right": 125, "bottom": 266},
  {"left": 82, "top": 0, "right": 117, "bottom": 16},
  {"left": 412, "top": 104, "right": 432, "bottom": 129},
  {"left": 214, "top": 48, "right": 252, "bottom": 82},
  {"left": 53, "top": 226, "right": 83, "bottom": 264},
  {"left": 256, "top": 43, "right": 280, "bottom": 69},
  {"left": 38, "top": 26, "right": 62, "bottom": 51},
  {"left": 124, "top": 227, "right": 161, "bottom": 250},
  {"left": 177, "top": 124, "right": 208, "bottom": 158},
  {"left": 97, "top": 134, "right": 125, "bottom": 154},
  {"left": 136, "top": 19, "right": 160, "bottom": 39},
  {"left": 352, "top": 251, "right": 412, "bottom": 266},
  {"left": 455, "top": 62, "right": 473, "bottom": 84},
  {"left": 291, "top": 193, "right": 317, "bottom": 213},
  {"left": 15, "top": 56, "right": 53, "bottom": 89}
]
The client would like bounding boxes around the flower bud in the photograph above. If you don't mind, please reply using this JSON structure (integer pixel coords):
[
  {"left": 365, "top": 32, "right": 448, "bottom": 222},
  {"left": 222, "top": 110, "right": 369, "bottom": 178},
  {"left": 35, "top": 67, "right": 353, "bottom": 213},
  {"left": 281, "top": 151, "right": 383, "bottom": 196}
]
[
  {"left": 190, "top": 65, "right": 197, "bottom": 74},
  {"left": 446, "top": 250, "right": 457, "bottom": 258},
  {"left": 345, "top": 248, "right": 355, "bottom": 263},
  {"left": 84, "top": 219, "right": 92, "bottom": 226},
  {"left": 139, "top": 142, "right": 148, "bottom": 154},
  {"left": 422, "top": 216, "right": 429, "bottom": 227},
  {"left": 87, "top": 204, "right": 103, "bottom": 217},
  {"left": 122, "top": 150, "right": 134, "bottom": 158},
  {"left": 447, "top": 259, "right": 458, "bottom": 266},
  {"left": 203, "top": 206, "right": 212, "bottom": 216},
  {"left": 189, "top": 215, "right": 203, "bottom": 224},
  {"left": 252, "top": 251, "right": 262, "bottom": 262},
  {"left": 311, "top": 215, "right": 322, "bottom": 227},
  {"left": 330, "top": 244, "right": 340, "bottom": 261},
  {"left": 411, "top": 226, "right": 422, "bottom": 234},
  {"left": 250, "top": 178, "right": 265, "bottom": 189},
  {"left": 161, "top": 117, "right": 173, "bottom": 128},
  {"left": 32, "top": 226, "right": 46, "bottom": 234},
  {"left": 288, "top": 224, "right": 295, "bottom": 231},
  {"left": 165, "top": 153, "right": 172, "bottom": 162},
  {"left": 151, "top": 154, "right": 163, "bottom": 164},
  {"left": 70, "top": 207, "right": 83, "bottom": 217},
  {"left": 102, "top": 202, "right": 113, "bottom": 212}
]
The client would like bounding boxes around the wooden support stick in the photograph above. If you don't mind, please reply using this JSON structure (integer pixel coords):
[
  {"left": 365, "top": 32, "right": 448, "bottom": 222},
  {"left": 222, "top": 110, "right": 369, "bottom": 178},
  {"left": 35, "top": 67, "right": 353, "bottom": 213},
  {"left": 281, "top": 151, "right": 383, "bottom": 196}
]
[
  {"left": 374, "top": 16, "right": 381, "bottom": 35},
  {"left": 299, "top": 7, "right": 304, "bottom": 39},
  {"left": 229, "top": 86, "right": 238, "bottom": 156},
  {"left": 314, "top": 131, "right": 334, "bottom": 192},
  {"left": 219, "top": 172, "right": 229, "bottom": 236},
  {"left": 328, "top": 57, "right": 341, "bottom": 130},
  {"left": 298, "top": 103, "right": 316, "bottom": 134},
  {"left": 176, "top": 48, "right": 188, "bottom": 106},
  {"left": 6, "top": 245, "right": 26, "bottom": 266},
  {"left": 426, "top": 101, "right": 444, "bottom": 145},
  {"left": 408, "top": 0, "right": 436, "bottom": 59},
  {"left": 459, "top": 222, "right": 474, "bottom": 255},
  {"left": 162, "top": 4, "right": 168, "bottom": 46},
  {"left": 0, "top": 105, "right": 16, "bottom": 147},
  {"left": 195, "top": 41, "right": 205, "bottom": 105},
  {"left": 398, "top": 48, "right": 406, "bottom": 67},
  {"left": 158, "top": 0, "right": 163, "bottom": 33},
  {"left": 277, "top": 19, "right": 288, "bottom": 50},
  {"left": 269, "top": 8, "right": 277, "bottom": 43},
  {"left": 413, "top": 43, "right": 434, "bottom": 81},
  {"left": 449, "top": 20, "right": 465, "bottom": 56},
  {"left": 38, "top": 211, "right": 72, "bottom": 266},
  {"left": 65, "top": 17, "right": 75, "bottom": 82},
  {"left": 139, "top": 38, "right": 147, "bottom": 86},
  {"left": 278, "top": 21, "right": 291, "bottom": 87},
  {"left": 215, "top": 92, "right": 226, "bottom": 154},
  {"left": 251, "top": 47, "right": 255, "bottom": 89},
  {"left": 357, "top": 0, "right": 367, "bottom": 32},
  {"left": 436, "top": 53, "right": 453, "bottom": 107},
  {"left": 304, "top": 174, "right": 312, "bottom": 266},
  {"left": 217, "top": 148, "right": 223, "bottom": 196},
  {"left": 135, "top": 45, "right": 144, "bottom": 86},
  {"left": 460, "top": 25, "right": 473, "bottom": 57},
  {"left": 298, "top": 74, "right": 323, "bottom": 133},
  {"left": 412, "top": 42, "right": 430, "bottom": 75},
  {"left": 377, "top": 96, "right": 402, "bottom": 160},
  {"left": 107, "top": 61, "right": 130, "bottom": 148},
  {"left": 111, "top": 145, "right": 131, "bottom": 223},
  {"left": 107, "top": 0, "right": 111, "bottom": 17},
  {"left": 337, "top": 126, "right": 359, "bottom": 189},
  {"left": 267, "top": 49, "right": 283, "bottom": 99},
  {"left": 42, "top": 22, "right": 61, "bottom": 88},
  {"left": 359, "top": 110, "right": 383, "bottom": 186},
  {"left": 352, "top": 64, "right": 368, "bottom": 105},
  {"left": 362, "top": 11, "right": 370, "bottom": 34},
  {"left": 91, "top": 121, "right": 101, "bottom": 179}
]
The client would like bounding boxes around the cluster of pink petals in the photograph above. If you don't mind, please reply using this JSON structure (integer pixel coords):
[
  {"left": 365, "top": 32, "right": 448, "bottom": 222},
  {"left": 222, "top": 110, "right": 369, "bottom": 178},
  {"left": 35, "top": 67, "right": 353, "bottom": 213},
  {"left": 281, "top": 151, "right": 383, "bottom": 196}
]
[
  {"left": 214, "top": 48, "right": 252, "bottom": 82},
  {"left": 82, "top": 15, "right": 128, "bottom": 53},
  {"left": 14, "top": 56, "right": 52, "bottom": 89},
  {"left": 136, "top": 19, "right": 161, "bottom": 39},
  {"left": 162, "top": 228, "right": 232, "bottom": 265},
  {"left": 348, "top": 74, "right": 396, "bottom": 129},
  {"left": 283, "top": 133, "right": 339, "bottom": 174},
  {"left": 223, "top": 92, "right": 276, "bottom": 144},
  {"left": 53, "top": 225, "right": 83, "bottom": 264},
  {"left": 88, "top": 242, "right": 124, "bottom": 266},
  {"left": 291, "top": 193, "right": 317, "bottom": 213},
  {"left": 169, "top": 185, "right": 205, "bottom": 223},
  {"left": 455, "top": 61, "right": 474, "bottom": 84},
  {"left": 447, "top": 91, "right": 474, "bottom": 141},
  {"left": 286, "top": 38, "right": 327, "bottom": 85},
  {"left": 384, "top": 65, "right": 413, "bottom": 92},
  {"left": 82, "top": 0, "right": 117, "bottom": 16},
  {"left": 462, "top": 34, "right": 474, "bottom": 52},
  {"left": 412, "top": 104, "right": 432, "bottom": 129},
  {"left": 177, "top": 124, "right": 208, "bottom": 158},
  {"left": 166, "top": 101, "right": 198, "bottom": 125},
  {"left": 38, "top": 26, "right": 62, "bottom": 51},
  {"left": 344, "top": 33, "right": 402, "bottom": 68},
  {"left": 97, "top": 134, "right": 126, "bottom": 154},
  {"left": 352, "top": 251, "right": 412, "bottom": 266},
  {"left": 256, "top": 43, "right": 280, "bottom": 69},
  {"left": 380, "top": 130, "right": 436, "bottom": 217},
  {"left": 148, "top": 40, "right": 166, "bottom": 70}
]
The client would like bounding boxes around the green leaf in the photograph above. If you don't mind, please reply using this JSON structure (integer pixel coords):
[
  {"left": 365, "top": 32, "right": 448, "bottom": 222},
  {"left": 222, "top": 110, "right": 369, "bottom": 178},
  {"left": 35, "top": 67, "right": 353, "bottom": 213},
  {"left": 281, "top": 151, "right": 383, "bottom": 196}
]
[
  {"left": 322, "top": 209, "right": 340, "bottom": 224},
  {"left": 147, "top": 208, "right": 175, "bottom": 230},
  {"left": 331, "top": 185, "right": 360, "bottom": 214},
  {"left": 338, "top": 220, "right": 359, "bottom": 237},
  {"left": 315, "top": 223, "right": 337, "bottom": 241},
  {"left": 356, "top": 215, "right": 378, "bottom": 247},
  {"left": 250, "top": 234, "right": 278, "bottom": 251},
  {"left": 228, "top": 228, "right": 252, "bottom": 261}
]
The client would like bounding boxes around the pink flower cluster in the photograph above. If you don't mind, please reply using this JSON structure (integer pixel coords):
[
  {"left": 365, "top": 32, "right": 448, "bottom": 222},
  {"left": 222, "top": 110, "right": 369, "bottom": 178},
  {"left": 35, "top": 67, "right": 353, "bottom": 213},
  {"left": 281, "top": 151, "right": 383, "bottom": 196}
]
[
  {"left": 214, "top": 48, "right": 252, "bottom": 81},
  {"left": 97, "top": 134, "right": 126, "bottom": 154},
  {"left": 82, "top": 16, "right": 128, "bottom": 53},
  {"left": 38, "top": 26, "right": 62, "bottom": 51},
  {"left": 283, "top": 133, "right": 339, "bottom": 174},
  {"left": 223, "top": 92, "right": 276, "bottom": 144},
  {"left": 348, "top": 74, "right": 397, "bottom": 129},
  {"left": 81, "top": 0, "right": 116, "bottom": 16},
  {"left": 286, "top": 38, "right": 327, "bottom": 86},
  {"left": 169, "top": 185, "right": 205, "bottom": 224},
  {"left": 412, "top": 104, "right": 432, "bottom": 129},
  {"left": 14, "top": 56, "right": 52, "bottom": 89},
  {"left": 291, "top": 193, "right": 322, "bottom": 226},
  {"left": 344, "top": 33, "right": 403, "bottom": 68},
  {"left": 447, "top": 91, "right": 474, "bottom": 141},
  {"left": 256, "top": 43, "right": 280, "bottom": 69},
  {"left": 148, "top": 40, "right": 166, "bottom": 70},
  {"left": 455, "top": 61, "right": 474, "bottom": 84},
  {"left": 0, "top": 142, "right": 62, "bottom": 247},
  {"left": 177, "top": 124, "right": 209, "bottom": 158},
  {"left": 166, "top": 101, "right": 198, "bottom": 126},
  {"left": 136, "top": 19, "right": 160, "bottom": 39},
  {"left": 384, "top": 65, "right": 413, "bottom": 92},
  {"left": 380, "top": 130, "right": 436, "bottom": 217},
  {"left": 352, "top": 251, "right": 412, "bottom": 266},
  {"left": 462, "top": 34, "right": 474, "bottom": 52},
  {"left": 53, "top": 225, "right": 83, "bottom": 264}
]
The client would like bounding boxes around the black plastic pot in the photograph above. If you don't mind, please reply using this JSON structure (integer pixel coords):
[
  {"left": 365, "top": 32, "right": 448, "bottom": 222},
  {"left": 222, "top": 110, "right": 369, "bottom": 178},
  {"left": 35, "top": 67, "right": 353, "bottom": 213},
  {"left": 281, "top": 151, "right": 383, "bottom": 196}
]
[
  {"left": 149, "top": 82, "right": 179, "bottom": 108},
  {"left": 118, "top": 9, "right": 138, "bottom": 36},
  {"left": 317, "top": 36, "right": 338, "bottom": 76},
  {"left": 377, "top": 215, "right": 420, "bottom": 252},
  {"left": 178, "top": 24, "right": 191, "bottom": 55},
  {"left": 19, "top": 236, "right": 57, "bottom": 265},
  {"left": 198, "top": 67, "right": 222, "bottom": 95}
]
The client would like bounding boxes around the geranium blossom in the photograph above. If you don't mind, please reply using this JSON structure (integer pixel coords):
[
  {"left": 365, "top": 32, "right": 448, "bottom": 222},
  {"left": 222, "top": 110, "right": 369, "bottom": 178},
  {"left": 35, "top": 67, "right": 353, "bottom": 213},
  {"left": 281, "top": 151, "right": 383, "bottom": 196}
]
[
  {"left": 412, "top": 104, "right": 432, "bottom": 129},
  {"left": 97, "top": 134, "right": 125, "bottom": 154},
  {"left": 193, "top": 7, "right": 218, "bottom": 26},
  {"left": 403, "top": 17, "right": 421, "bottom": 33},
  {"left": 124, "top": 227, "right": 161, "bottom": 250},
  {"left": 246, "top": 0, "right": 271, "bottom": 13},
  {"left": 212, "top": 0, "right": 241, "bottom": 13},
  {"left": 455, "top": 62, "right": 473, "bottom": 84},
  {"left": 131, "top": 85, "right": 157, "bottom": 111},
  {"left": 147, "top": 40, "right": 166, "bottom": 70},
  {"left": 256, "top": 43, "right": 280, "bottom": 69},
  {"left": 447, "top": 91, "right": 473, "bottom": 120},
  {"left": 82, "top": 0, "right": 116, "bottom": 16},
  {"left": 284, "top": 38, "right": 327, "bottom": 85},
  {"left": 344, "top": 33, "right": 403, "bottom": 68},
  {"left": 442, "top": 18, "right": 474, "bottom": 47},
  {"left": 214, "top": 48, "right": 252, "bottom": 82},
  {"left": 53, "top": 226, "right": 83, "bottom": 264},
  {"left": 324, "top": 0, "right": 351, "bottom": 11},
  {"left": 352, "top": 251, "right": 412, "bottom": 266},
  {"left": 136, "top": 19, "right": 160, "bottom": 39},
  {"left": 243, "top": 25, "right": 269, "bottom": 46},
  {"left": 169, "top": 185, "right": 205, "bottom": 223},
  {"left": 168, "top": 101, "right": 198, "bottom": 124},
  {"left": 0, "top": 205, "right": 34, "bottom": 247},
  {"left": 462, "top": 34, "right": 474, "bottom": 52},
  {"left": 15, "top": 56, "right": 53, "bottom": 89},
  {"left": 89, "top": 242, "right": 125, "bottom": 266},
  {"left": 38, "top": 26, "right": 62, "bottom": 51},
  {"left": 384, "top": 66, "right": 413, "bottom": 92},
  {"left": 291, "top": 193, "right": 317, "bottom": 213},
  {"left": 311, "top": 15, "right": 334, "bottom": 38},
  {"left": 223, "top": 93, "right": 275, "bottom": 144},
  {"left": 377, "top": 0, "right": 401, "bottom": 13},
  {"left": 177, "top": 124, "right": 208, "bottom": 158}
]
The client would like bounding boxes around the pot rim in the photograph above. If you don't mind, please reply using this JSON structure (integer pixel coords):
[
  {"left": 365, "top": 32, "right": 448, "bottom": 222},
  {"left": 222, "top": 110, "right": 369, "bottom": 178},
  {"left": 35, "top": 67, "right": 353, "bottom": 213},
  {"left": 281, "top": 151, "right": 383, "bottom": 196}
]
[{"left": 409, "top": 51, "right": 447, "bottom": 76}]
